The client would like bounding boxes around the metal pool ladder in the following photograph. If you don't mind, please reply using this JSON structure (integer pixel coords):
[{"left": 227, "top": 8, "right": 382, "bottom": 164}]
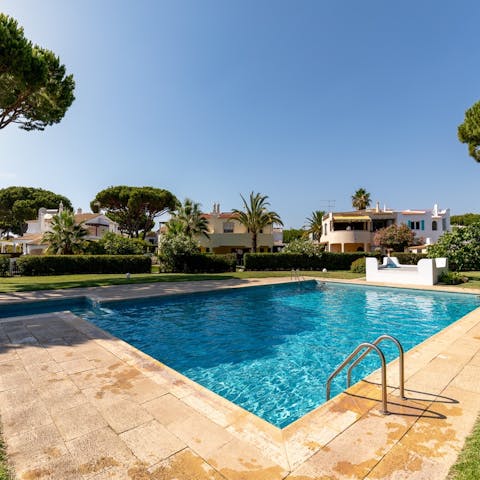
[
  {"left": 291, "top": 269, "right": 305, "bottom": 284},
  {"left": 325, "top": 334, "right": 406, "bottom": 415}
]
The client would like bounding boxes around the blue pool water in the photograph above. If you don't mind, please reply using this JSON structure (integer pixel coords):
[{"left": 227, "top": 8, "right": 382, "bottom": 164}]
[
  {"left": 73, "top": 281, "right": 480, "bottom": 427},
  {"left": 2, "top": 282, "right": 479, "bottom": 427}
]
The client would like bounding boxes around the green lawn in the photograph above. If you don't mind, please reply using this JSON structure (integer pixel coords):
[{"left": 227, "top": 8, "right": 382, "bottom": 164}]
[
  {"left": 449, "top": 415, "right": 480, "bottom": 479},
  {"left": 446, "top": 275, "right": 480, "bottom": 479},
  {"left": 0, "top": 270, "right": 363, "bottom": 293},
  {"left": 2, "top": 270, "right": 480, "bottom": 293},
  {"left": 458, "top": 272, "right": 480, "bottom": 290},
  {"left": 0, "top": 429, "right": 11, "bottom": 480}
]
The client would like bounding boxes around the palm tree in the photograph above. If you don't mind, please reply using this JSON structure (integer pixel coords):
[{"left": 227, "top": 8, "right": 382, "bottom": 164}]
[
  {"left": 42, "top": 210, "right": 88, "bottom": 254},
  {"left": 306, "top": 210, "right": 325, "bottom": 241},
  {"left": 351, "top": 188, "right": 371, "bottom": 210},
  {"left": 168, "top": 198, "right": 209, "bottom": 238},
  {"left": 232, "top": 192, "right": 283, "bottom": 253}
]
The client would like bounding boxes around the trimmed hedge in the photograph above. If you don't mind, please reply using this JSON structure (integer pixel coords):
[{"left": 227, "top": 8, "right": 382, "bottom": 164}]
[
  {"left": 163, "top": 253, "right": 236, "bottom": 273},
  {"left": 184, "top": 254, "right": 236, "bottom": 273},
  {"left": 390, "top": 253, "right": 428, "bottom": 265},
  {"left": 0, "top": 256, "right": 9, "bottom": 276},
  {"left": 243, "top": 252, "right": 374, "bottom": 271},
  {"left": 16, "top": 255, "right": 152, "bottom": 276}
]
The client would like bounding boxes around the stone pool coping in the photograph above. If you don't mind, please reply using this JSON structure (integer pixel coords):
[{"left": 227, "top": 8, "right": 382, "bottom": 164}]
[{"left": 0, "top": 277, "right": 479, "bottom": 479}]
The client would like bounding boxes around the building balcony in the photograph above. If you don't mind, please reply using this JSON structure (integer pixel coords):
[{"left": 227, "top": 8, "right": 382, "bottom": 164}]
[
  {"left": 321, "top": 229, "right": 374, "bottom": 252},
  {"left": 321, "top": 229, "right": 373, "bottom": 244}
]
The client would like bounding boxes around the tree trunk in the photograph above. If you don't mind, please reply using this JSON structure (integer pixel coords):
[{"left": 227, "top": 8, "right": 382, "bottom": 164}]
[{"left": 252, "top": 232, "right": 257, "bottom": 253}]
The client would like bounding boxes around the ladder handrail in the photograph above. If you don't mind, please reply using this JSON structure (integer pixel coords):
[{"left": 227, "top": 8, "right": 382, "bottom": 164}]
[
  {"left": 290, "top": 269, "right": 305, "bottom": 283},
  {"left": 346, "top": 334, "right": 406, "bottom": 399},
  {"left": 326, "top": 342, "right": 389, "bottom": 414}
]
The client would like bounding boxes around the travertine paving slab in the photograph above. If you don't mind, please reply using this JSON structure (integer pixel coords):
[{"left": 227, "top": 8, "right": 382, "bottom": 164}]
[
  {"left": 59, "top": 357, "right": 97, "bottom": 375},
  {"left": 16, "top": 454, "right": 84, "bottom": 480},
  {"left": 144, "top": 448, "right": 227, "bottom": 480},
  {"left": 66, "top": 427, "right": 137, "bottom": 477},
  {"left": 52, "top": 403, "right": 108, "bottom": 441},
  {"left": 119, "top": 419, "right": 185, "bottom": 465},
  {"left": 449, "top": 363, "right": 480, "bottom": 393},
  {"left": 144, "top": 393, "right": 199, "bottom": 426},
  {"left": 88, "top": 396, "right": 153, "bottom": 434},
  {"left": 69, "top": 364, "right": 123, "bottom": 390},
  {"left": 0, "top": 361, "right": 30, "bottom": 391},
  {"left": 6, "top": 423, "right": 68, "bottom": 475},
  {"left": 1, "top": 397, "right": 53, "bottom": 437},
  {"left": 207, "top": 439, "right": 288, "bottom": 480},
  {"left": 23, "top": 358, "right": 64, "bottom": 378},
  {"left": 168, "top": 411, "right": 236, "bottom": 459},
  {"left": 0, "top": 384, "right": 38, "bottom": 413}
]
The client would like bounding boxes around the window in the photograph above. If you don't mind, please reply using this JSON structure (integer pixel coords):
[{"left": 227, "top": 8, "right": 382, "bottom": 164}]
[
  {"left": 408, "top": 220, "right": 420, "bottom": 230},
  {"left": 324, "top": 223, "right": 327, "bottom": 235},
  {"left": 223, "top": 222, "right": 234, "bottom": 233},
  {"left": 442, "top": 218, "right": 447, "bottom": 231},
  {"left": 432, "top": 220, "right": 437, "bottom": 231}
]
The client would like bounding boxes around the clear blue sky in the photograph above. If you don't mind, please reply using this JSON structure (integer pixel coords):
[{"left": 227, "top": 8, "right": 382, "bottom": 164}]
[{"left": 2, "top": 0, "right": 479, "bottom": 228}]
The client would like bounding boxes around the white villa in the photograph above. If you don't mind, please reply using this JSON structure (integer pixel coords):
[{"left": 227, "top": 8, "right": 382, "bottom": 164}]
[
  {"left": 320, "top": 203, "right": 450, "bottom": 253},
  {"left": 0, "top": 206, "right": 119, "bottom": 255}
]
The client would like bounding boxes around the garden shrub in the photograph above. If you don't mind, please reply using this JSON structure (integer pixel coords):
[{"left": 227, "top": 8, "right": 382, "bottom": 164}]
[
  {"left": 158, "top": 234, "right": 200, "bottom": 272},
  {"left": 98, "top": 232, "right": 149, "bottom": 255},
  {"left": 324, "top": 252, "right": 374, "bottom": 270},
  {"left": 439, "top": 271, "right": 468, "bottom": 285},
  {"left": 0, "top": 256, "right": 9, "bottom": 276},
  {"left": 390, "top": 253, "right": 428, "bottom": 265},
  {"left": 281, "top": 239, "right": 324, "bottom": 256},
  {"left": 350, "top": 257, "right": 366, "bottom": 273},
  {"left": 244, "top": 252, "right": 374, "bottom": 271},
  {"left": 158, "top": 234, "right": 235, "bottom": 273},
  {"left": 16, "top": 255, "right": 151, "bottom": 276},
  {"left": 427, "top": 223, "right": 480, "bottom": 271}
]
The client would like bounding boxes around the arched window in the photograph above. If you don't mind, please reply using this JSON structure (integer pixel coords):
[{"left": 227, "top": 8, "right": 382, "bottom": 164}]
[{"left": 432, "top": 220, "right": 437, "bottom": 231}]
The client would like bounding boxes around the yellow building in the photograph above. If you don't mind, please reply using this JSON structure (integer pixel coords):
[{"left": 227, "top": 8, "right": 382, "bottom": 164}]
[{"left": 196, "top": 203, "right": 283, "bottom": 254}]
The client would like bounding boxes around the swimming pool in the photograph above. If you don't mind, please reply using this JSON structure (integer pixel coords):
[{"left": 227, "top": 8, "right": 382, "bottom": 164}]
[
  {"left": 62, "top": 281, "right": 477, "bottom": 428},
  {"left": 2, "top": 281, "right": 479, "bottom": 428}
]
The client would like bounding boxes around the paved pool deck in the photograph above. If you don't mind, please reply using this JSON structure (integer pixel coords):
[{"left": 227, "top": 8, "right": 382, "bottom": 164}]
[{"left": 0, "top": 277, "right": 480, "bottom": 479}]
